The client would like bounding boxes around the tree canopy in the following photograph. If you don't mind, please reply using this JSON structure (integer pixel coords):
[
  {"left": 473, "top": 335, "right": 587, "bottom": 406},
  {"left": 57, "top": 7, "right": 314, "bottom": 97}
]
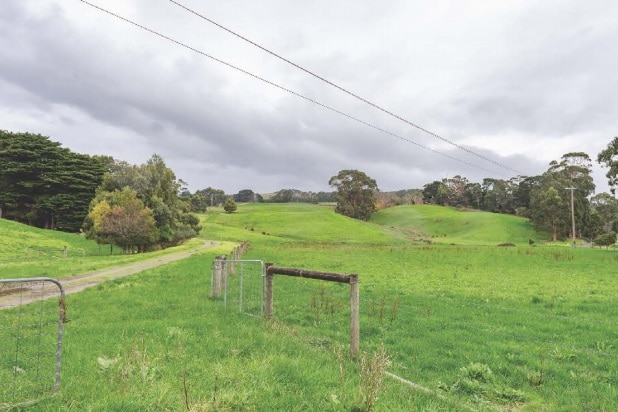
[
  {"left": 84, "top": 154, "right": 201, "bottom": 249},
  {"left": 0, "top": 130, "right": 109, "bottom": 231},
  {"left": 329, "top": 169, "right": 378, "bottom": 221}
]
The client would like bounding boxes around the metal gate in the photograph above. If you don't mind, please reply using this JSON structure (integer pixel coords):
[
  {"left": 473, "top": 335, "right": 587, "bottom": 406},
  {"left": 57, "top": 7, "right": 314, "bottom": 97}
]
[
  {"left": 211, "top": 259, "right": 264, "bottom": 316},
  {"left": 0, "top": 277, "right": 66, "bottom": 409}
]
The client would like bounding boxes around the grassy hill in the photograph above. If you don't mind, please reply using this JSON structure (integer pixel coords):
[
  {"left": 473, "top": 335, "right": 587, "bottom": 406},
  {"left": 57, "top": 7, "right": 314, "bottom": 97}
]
[
  {"left": 372, "top": 204, "right": 540, "bottom": 245},
  {"left": 203, "top": 202, "right": 399, "bottom": 245},
  {"left": 0, "top": 218, "right": 201, "bottom": 279},
  {"left": 0, "top": 218, "right": 101, "bottom": 260},
  {"left": 4, "top": 203, "right": 616, "bottom": 411}
]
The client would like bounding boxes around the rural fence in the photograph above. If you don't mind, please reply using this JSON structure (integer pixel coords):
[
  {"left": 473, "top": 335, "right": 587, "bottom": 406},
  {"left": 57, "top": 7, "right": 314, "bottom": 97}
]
[
  {"left": 0, "top": 278, "right": 66, "bottom": 409},
  {"left": 211, "top": 257, "right": 265, "bottom": 317},
  {"left": 265, "top": 265, "right": 360, "bottom": 356}
]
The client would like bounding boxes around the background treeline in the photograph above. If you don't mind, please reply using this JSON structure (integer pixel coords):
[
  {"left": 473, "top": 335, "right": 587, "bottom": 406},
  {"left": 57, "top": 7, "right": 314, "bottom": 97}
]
[
  {"left": 0, "top": 130, "right": 110, "bottom": 231},
  {"left": 0, "top": 131, "right": 200, "bottom": 252},
  {"left": 4, "top": 130, "right": 618, "bottom": 246},
  {"left": 422, "top": 152, "right": 618, "bottom": 243}
]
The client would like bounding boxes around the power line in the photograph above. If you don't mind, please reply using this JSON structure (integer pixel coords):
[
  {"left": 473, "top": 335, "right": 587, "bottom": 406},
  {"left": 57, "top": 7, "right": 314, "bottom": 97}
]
[
  {"left": 77, "top": 0, "right": 504, "bottom": 177},
  {"left": 168, "top": 0, "right": 527, "bottom": 177}
]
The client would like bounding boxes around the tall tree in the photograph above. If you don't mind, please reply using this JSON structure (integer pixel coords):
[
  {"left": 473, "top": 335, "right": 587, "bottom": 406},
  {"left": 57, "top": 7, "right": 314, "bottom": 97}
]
[
  {"left": 329, "top": 169, "right": 378, "bottom": 221},
  {"left": 422, "top": 181, "right": 448, "bottom": 205},
  {"left": 530, "top": 153, "right": 595, "bottom": 240},
  {"left": 531, "top": 187, "right": 565, "bottom": 241},
  {"left": 590, "top": 192, "right": 618, "bottom": 233},
  {"left": 597, "top": 136, "right": 618, "bottom": 194},
  {"left": 0, "top": 130, "right": 108, "bottom": 230}
]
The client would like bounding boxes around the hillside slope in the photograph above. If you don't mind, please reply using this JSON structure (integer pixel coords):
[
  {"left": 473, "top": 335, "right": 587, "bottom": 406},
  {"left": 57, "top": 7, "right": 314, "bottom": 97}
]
[
  {"left": 0, "top": 218, "right": 100, "bottom": 260},
  {"left": 202, "top": 202, "right": 400, "bottom": 245},
  {"left": 371, "top": 204, "right": 539, "bottom": 245}
]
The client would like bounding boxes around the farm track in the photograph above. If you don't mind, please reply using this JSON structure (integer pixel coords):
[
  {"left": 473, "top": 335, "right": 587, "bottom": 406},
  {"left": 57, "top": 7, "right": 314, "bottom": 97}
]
[{"left": 0, "top": 240, "right": 219, "bottom": 309}]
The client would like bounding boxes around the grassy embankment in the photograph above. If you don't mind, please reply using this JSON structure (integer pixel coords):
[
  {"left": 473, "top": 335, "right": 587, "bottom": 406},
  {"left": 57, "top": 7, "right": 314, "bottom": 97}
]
[
  {"left": 0, "top": 218, "right": 203, "bottom": 279},
  {"left": 3, "top": 203, "right": 617, "bottom": 410}
]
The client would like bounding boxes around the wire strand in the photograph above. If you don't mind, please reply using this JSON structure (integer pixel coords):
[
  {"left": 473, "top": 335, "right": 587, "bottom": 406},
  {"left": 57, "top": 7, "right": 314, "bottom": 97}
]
[
  {"left": 168, "top": 0, "right": 526, "bottom": 176},
  {"left": 78, "top": 0, "right": 506, "bottom": 177}
]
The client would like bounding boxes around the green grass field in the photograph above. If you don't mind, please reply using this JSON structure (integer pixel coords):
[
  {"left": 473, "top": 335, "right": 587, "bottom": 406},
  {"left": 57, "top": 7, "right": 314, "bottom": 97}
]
[
  {"left": 2, "top": 203, "right": 617, "bottom": 410},
  {"left": 0, "top": 218, "right": 203, "bottom": 279}
]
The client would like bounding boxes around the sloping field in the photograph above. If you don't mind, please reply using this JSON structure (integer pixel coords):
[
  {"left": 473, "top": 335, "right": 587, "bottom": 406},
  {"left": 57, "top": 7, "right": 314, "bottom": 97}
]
[
  {"left": 0, "top": 218, "right": 100, "bottom": 259},
  {"left": 4, "top": 203, "right": 616, "bottom": 411},
  {"left": 203, "top": 202, "right": 399, "bottom": 245},
  {"left": 372, "top": 204, "right": 540, "bottom": 245}
]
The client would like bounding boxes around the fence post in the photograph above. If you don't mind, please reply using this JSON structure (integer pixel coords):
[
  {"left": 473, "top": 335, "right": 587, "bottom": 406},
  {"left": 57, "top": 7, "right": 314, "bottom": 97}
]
[
  {"left": 63, "top": 246, "right": 68, "bottom": 258},
  {"left": 212, "top": 255, "right": 226, "bottom": 298},
  {"left": 349, "top": 274, "right": 360, "bottom": 356},
  {"left": 264, "top": 263, "right": 274, "bottom": 319}
]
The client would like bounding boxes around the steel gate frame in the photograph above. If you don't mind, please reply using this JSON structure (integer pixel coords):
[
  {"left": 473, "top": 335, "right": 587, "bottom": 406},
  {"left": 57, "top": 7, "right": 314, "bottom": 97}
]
[{"left": 0, "top": 277, "right": 66, "bottom": 409}]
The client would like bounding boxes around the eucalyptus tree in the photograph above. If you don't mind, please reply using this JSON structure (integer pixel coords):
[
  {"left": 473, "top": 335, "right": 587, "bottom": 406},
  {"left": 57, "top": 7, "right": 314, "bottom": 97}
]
[
  {"left": 530, "top": 152, "right": 595, "bottom": 240},
  {"left": 597, "top": 136, "right": 618, "bottom": 194},
  {"left": 329, "top": 169, "right": 378, "bottom": 221}
]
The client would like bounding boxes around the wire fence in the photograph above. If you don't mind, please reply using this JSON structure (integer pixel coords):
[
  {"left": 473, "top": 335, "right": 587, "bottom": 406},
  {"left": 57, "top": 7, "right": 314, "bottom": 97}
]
[
  {"left": 0, "top": 245, "right": 125, "bottom": 265},
  {"left": 0, "top": 278, "right": 66, "bottom": 410},
  {"left": 211, "top": 258, "right": 264, "bottom": 317}
]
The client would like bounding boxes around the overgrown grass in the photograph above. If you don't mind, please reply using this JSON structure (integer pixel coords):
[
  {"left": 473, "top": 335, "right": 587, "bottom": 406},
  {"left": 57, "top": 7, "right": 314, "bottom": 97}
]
[{"left": 4, "top": 203, "right": 617, "bottom": 410}]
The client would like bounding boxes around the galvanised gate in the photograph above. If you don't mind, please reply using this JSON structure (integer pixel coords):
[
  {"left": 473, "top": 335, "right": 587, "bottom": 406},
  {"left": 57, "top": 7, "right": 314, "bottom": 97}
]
[{"left": 0, "top": 277, "right": 66, "bottom": 409}]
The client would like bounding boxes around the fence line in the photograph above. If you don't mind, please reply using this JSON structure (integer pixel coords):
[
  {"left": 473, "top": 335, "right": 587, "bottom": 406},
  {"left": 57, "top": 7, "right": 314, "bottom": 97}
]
[{"left": 265, "top": 264, "right": 360, "bottom": 356}]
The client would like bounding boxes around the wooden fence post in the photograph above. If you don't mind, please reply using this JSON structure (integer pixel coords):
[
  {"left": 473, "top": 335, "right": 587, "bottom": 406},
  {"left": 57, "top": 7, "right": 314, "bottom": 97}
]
[
  {"left": 349, "top": 274, "right": 360, "bottom": 356},
  {"left": 264, "top": 263, "right": 274, "bottom": 319},
  {"left": 63, "top": 246, "right": 68, "bottom": 258},
  {"left": 212, "top": 255, "right": 226, "bottom": 298}
]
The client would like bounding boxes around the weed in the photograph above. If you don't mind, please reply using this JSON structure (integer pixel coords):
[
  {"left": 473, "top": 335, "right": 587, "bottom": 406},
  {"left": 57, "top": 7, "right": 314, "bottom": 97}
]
[
  {"left": 528, "top": 360, "right": 545, "bottom": 387},
  {"left": 358, "top": 345, "right": 391, "bottom": 412},
  {"left": 389, "top": 295, "right": 400, "bottom": 325}
]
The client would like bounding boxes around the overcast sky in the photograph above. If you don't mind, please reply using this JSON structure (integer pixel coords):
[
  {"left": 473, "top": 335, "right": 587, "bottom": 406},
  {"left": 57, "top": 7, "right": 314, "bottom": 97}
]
[{"left": 2, "top": 0, "right": 617, "bottom": 194}]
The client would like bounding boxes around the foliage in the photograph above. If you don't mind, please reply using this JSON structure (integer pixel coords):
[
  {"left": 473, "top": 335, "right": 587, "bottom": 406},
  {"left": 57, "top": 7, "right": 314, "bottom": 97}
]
[
  {"left": 223, "top": 197, "right": 237, "bottom": 213},
  {"left": 190, "top": 187, "right": 226, "bottom": 211},
  {"left": 530, "top": 153, "right": 595, "bottom": 240},
  {"left": 234, "top": 189, "right": 263, "bottom": 203},
  {"left": 0, "top": 130, "right": 109, "bottom": 231},
  {"left": 590, "top": 192, "right": 618, "bottom": 234},
  {"left": 593, "top": 231, "right": 616, "bottom": 248},
  {"left": 84, "top": 188, "right": 158, "bottom": 252},
  {"left": 94, "top": 154, "right": 200, "bottom": 247},
  {"left": 329, "top": 169, "right": 378, "bottom": 221},
  {"left": 375, "top": 189, "right": 423, "bottom": 210},
  {"left": 422, "top": 175, "right": 535, "bottom": 215},
  {"left": 269, "top": 188, "right": 318, "bottom": 204},
  {"left": 596, "top": 135, "right": 618, "bottom": 193}
]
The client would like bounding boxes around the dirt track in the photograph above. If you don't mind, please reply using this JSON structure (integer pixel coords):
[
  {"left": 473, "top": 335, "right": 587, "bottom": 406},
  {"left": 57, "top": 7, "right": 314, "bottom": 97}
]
[{"left": 0, "top": 240, "right": 219, "bottom": 309}]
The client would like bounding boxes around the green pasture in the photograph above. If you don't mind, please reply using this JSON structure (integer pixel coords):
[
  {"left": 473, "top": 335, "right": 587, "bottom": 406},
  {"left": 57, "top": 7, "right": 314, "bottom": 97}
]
[
  {"left": 2, "top": 203, "right": 617, "bottom": 410},
  {"left": 372, "top": 204, "right": 540, "bottom": 245},
  {"left": 0, "top": 217, "right": 203, "bottom": 279}
]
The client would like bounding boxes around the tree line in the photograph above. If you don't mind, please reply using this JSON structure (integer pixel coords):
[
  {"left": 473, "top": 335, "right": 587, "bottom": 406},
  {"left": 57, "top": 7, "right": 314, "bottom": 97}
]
[
  {"left": 1, "top": 131, "right": 200, "bottom": 253},
  {"left": 4, "top": 129, "right": 618, "bottom": 246},
  {"left": 421, "top": 148, "right": 618, "bottom": 244}
]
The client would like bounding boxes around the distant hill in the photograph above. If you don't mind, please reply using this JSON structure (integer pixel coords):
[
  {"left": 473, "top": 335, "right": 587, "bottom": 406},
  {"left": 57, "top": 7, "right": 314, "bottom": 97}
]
[
  {"left": 371, "top": 204, "right": 541, "bottom": 245},
  {"left": 203, "top": 202, "right": 541, "bottom": 246}
]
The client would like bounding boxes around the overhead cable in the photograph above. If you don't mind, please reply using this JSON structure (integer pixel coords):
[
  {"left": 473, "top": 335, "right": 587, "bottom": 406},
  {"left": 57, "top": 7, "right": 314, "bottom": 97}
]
[
  {"left": 168, "top": 0, "right": 526, "bottom": 176},
  {"left": 77, "top": 0, "right": 505, "bottom": 177}
]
